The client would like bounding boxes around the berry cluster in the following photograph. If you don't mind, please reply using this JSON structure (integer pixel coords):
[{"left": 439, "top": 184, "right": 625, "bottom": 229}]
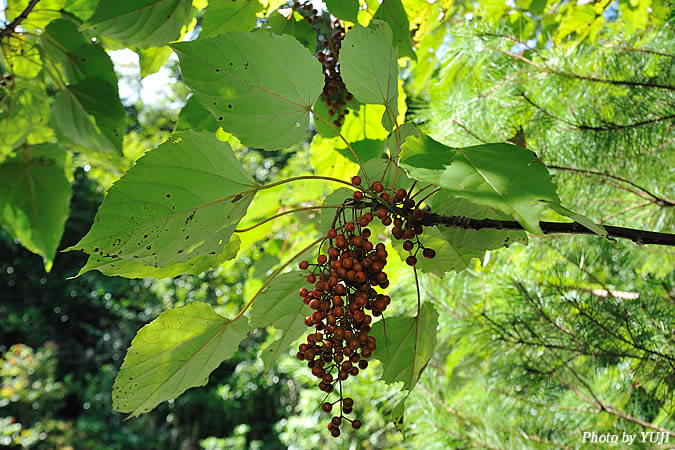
[
  {"left": 296, "top": 174, "right": 436, "bottom": 437},
  {"left": 316, "top": 19, "right": 352, "bottom": 128},
  {"left": 296, "top": 196, "right": 390, "bottom": 436},
  {"left": 293, "top": 1, "right": 352, "bottom": 128}
]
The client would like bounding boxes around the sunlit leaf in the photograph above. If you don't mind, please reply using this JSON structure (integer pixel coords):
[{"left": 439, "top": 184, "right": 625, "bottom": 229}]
[
  {"left": 201, "top": 0, "right": 263, "bottom": 37},
  {"left": 112, "top": 302, "right": 249, "bottom": 417},
  {"left": 138, "top": 46, "right": 173, "bottom": 78},
  {"left": 0, "top": 81, "right": 51, "bottom": 161},
  {"left": 340, "top": 22, "right": 399, "bottom": 130},
  {"left": 325, "top": 0, "right": 359, "bottom": 22},
  {"left": 249, "top": 271, "right": 311, "bottom": 367},
  {"left": 370, "top": 302, "right": 438, "bottom": 390},
  {"left": 401, "top": 133, "right": 560, "bottom": 234},
  {"left": 82, "top": 0, "right": 194, "bottom": 48},
  {"left": 66, "top": 132, "right": 257, "bottom": 276},
  {"left": 171, "top": 32, "right": 324, "bottom": 150},
  {"left": 372, "top": 0, "right": 416, "bottom": 60},
  {"left": 0, "top": 144, "right": 72, "bottom": 271},
  {"left": 72, "top": 234, "right": 241, "bottom": 279},
  {"left": 5, "top": 0, "right": 67, "bottom": 30}
]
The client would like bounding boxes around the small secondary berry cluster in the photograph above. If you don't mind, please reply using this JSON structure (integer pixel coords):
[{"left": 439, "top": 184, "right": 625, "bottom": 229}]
[
  {"left": 296, "top": 175, "right": 436, "bottom": 437},
  {"left": 293, "top": 1, "right": 352, "bottom": 128}
]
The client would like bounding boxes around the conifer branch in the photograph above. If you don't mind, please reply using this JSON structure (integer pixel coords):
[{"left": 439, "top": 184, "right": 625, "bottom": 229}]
[{"left": 0, "top": 0, "right": 41, "bottom": 39}]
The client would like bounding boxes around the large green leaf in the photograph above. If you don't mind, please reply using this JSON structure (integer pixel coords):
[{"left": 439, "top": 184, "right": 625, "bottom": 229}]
[
  {"left": 249, "top": 271, "right": 312, "bottom": 367},
  {"left": 324, "top": 0, "right": 359, "bottom": 22},
  {"left": 42, "top": 19, "right": 118, "bottom": 86},
  {"left": 113, "top": 302, "right": 249, "bottom": 417},
  {"left": 82, "top": 0, "right": 194, "bottom": 48},
  {"left": 370, "top": 302, "right": 438, "bottom": 391},
  {"left": 0, "top": 144, "right": 72, "bottom": 271},
  {"left": 51, "top": 79, "right": 125, "bottom": 155},
  {"left": 401, "top": 134, "right": 560, "bottom": 234},
  {"left": 73, "top": 234, "right": 241, "bottom": 278},
  {"left": 66, "top": 132, "right": 257, "bottom": 274},
  {"left": 200, "top": 0, "right": 262, "bottom": 38},
  {"left": 431, "top": 189, "right": 528, "bottom": 250},
  {"left": 171, "top": 32, "right": 324, "bottom": 150},
  {"left": 339, "top": 22, "right": 399, "bottom": 130},
  {"left": 372, "top": 0, "right": 416, "bottom": 60}
]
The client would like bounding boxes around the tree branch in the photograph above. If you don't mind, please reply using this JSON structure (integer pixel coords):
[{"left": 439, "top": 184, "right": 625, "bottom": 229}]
[
  {"left": 416, "top": 210, "right": 675, "bottom": 246},
  {"left": 0, "top": 0, "right": 41, "bottom": 39}
]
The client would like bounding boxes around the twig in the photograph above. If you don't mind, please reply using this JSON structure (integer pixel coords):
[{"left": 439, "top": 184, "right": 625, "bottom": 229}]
[{"left": 0, "top": 0, "right": 41, "bottom": 39}]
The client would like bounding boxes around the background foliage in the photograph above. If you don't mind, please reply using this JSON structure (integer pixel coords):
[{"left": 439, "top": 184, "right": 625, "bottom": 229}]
[{"left": 0, "top": 0, "right": 673, "bottom": 448}]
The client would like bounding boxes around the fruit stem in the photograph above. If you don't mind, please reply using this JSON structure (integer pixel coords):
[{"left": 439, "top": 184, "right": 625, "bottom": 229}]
[
  {"left": 311, "top": 109, "right": 372, "bottom": 186},
  {"left": 235, "top": 205, "right": 348, "bottom": 233},
  {"left": 231, "top": 235, "right": 326, "bottom": 321}
]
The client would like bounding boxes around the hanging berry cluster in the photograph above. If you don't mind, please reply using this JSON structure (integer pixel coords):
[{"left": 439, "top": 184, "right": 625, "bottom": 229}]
[
  {"left": 293, "top": 0, "right": 352, "bottom": 128},
  {"left": 296, "top": 175, "right": 436, "bottom": 437}
]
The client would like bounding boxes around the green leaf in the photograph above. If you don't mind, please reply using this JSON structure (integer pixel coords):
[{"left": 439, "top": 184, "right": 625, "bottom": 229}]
[
  {"left": 171, "top": 32, "right": 324, "bottom": 150},
  {"left": 138, "top": 46, "right": 173, "bottom": 78},
  {"left": 324, "top": 0, "right": 359, "bottom": 22},
  {"left": 0, "top": 81, "right": 51, "bottom": 161},
  {"left": 266, "top": 10, "right": 317, "bottom": 52},
  {"left": 545, "top": 201, "right": 607, "bottom": 237},
  {"left": 249, "top": 271, "right": 312, "bottom": 367},
  {"left": 63, "top": 0, "right": 98, "bottom": 21},
  {"left": 339, "top": 22, "right": 399, "bottom": 130},
  {"left": 51, "top": 79, "right": 125, "bottom": 155},
  {"left": 393, "top": 225, "right": 484, "bottom": 275},
  {"left": 43, "top": 19, "right": 118, "bottom": 86},
  {"left": 336, "top": 139, "right": 385, "bottom": 164},
  {"left": 112, "top": 302, "right": 249, "bottom": 417},
  {"left": 431, "top": 189, "right": 528, "bottom": 250},
  {"left": 0, "top": 145, "right": 72, "bottom": 271},
  {"left": 0, "top": 36, "right": 42, "bottom": 79},
  {"left": 201, "top": 0, "right": 263, "bottom": 38},
  {"left": 82, "top": 0, "right": 194, "bottom": 48},
  {"left": 174, "top": 96, "right": 220, "bottom": 133},
  {"left": 372, "top": 0, "right": 416, "bottom": 60},
  {"left": 72, "top": 234, "right": 241, "bottom": 279},
  {"left": 67, "top": 132, "right": 256, "bottom": 275},
  {"left": 401, "top": 134, "right": 560, "bottom": 234},
  {"left": 370, "top": 302, "right": 438, "bottom": 391}
]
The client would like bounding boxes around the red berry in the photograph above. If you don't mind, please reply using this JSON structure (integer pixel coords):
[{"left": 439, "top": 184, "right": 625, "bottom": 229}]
[
  {"left": 377, "top": 208, "right": 387, "bottom": 219},
  {"left": 299, "top": 260, "right": 309, "bottom": 270},
  {"left": 317, "top": 254, "right": 327, "bottom": 264},
  {"left": 343, "top": 397, "right": 354, "bottom": 408},
  {"left": 353, "top": 191, "right": 363, "bottom": 202},
  {"left": 406, "top": 255, "right": 417, "bottom": 266},
  {"left": 327, "top": 228, "right": 337, "bottom": 239},
  {"left": 402, "top": 240, "right": 414, "bottom": 251},
  {"left": 322, "top": 402, "right": 332, "bottom": 413},
  {"left": 412, "top": 209, "right": 424, "bottom": 221},
  {"left": 352, "top": 419, "right": 362, "bottom": 430},
  {"left": 372, "top": 181, "right": 384, "bottom": 193},
  {"left": 351, "top": 175, "right": 362, "bottom": 185}
]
